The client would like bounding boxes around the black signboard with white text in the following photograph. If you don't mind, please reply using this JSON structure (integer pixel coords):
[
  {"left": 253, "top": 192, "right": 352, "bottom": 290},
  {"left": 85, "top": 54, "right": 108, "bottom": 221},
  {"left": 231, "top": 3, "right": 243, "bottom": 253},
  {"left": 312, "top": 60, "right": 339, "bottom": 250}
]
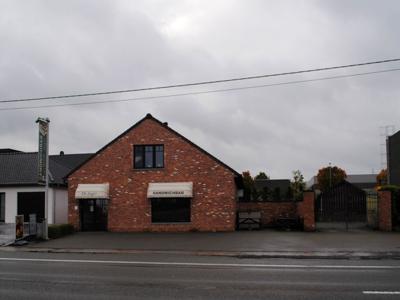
[{"left": 37, "top": 118, "right": 49, "bottom": 185}]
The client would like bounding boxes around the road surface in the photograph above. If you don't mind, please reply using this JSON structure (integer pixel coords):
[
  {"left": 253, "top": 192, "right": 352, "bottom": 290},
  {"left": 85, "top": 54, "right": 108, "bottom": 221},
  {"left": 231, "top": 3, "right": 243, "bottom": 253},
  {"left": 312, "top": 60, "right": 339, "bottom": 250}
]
[{"left": 0, "top": 251, "right": 398, "bottom": 299}]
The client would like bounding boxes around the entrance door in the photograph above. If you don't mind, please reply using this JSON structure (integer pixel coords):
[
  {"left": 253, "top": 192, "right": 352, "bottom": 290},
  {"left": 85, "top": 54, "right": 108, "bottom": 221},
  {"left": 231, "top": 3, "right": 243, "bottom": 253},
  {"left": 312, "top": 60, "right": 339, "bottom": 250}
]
[{"left": 80, "top": 199, "right": 108, "bottom": 231}]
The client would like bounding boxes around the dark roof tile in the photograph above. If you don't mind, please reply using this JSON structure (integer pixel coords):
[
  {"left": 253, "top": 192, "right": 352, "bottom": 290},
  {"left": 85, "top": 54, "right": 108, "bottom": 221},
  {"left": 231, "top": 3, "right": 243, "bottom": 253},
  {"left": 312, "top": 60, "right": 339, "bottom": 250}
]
[{"left": 0, "top": 152, "right": 92, "bottom": 186}]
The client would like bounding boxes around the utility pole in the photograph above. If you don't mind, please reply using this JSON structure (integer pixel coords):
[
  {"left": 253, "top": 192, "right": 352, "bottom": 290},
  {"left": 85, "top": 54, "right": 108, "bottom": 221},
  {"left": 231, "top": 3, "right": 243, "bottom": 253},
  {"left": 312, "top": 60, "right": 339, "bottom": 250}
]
[{"left": 329, "top": 162, "right": 332, "bottom": 189}]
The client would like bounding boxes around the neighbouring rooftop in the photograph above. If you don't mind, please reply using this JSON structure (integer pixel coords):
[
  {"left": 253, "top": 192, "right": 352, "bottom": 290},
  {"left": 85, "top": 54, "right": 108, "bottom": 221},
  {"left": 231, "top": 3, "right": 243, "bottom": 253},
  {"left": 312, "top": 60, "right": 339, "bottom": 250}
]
[
  {"left": 306, "top": 173, "right": 378, "bottom": 190},
  {"left": 0, "top": 151, "right": 93, "bottom": 186}
]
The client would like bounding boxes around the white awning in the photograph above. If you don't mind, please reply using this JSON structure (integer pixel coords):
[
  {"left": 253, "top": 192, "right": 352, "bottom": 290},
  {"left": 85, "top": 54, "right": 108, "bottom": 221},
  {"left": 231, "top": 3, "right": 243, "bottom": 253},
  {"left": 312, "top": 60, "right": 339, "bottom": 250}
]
[
  {"left": 147, "top": 182, "right": 193, "bottom": 198},
  {"left": 75, "top": 183, "right": 110, "bottom": 199}
]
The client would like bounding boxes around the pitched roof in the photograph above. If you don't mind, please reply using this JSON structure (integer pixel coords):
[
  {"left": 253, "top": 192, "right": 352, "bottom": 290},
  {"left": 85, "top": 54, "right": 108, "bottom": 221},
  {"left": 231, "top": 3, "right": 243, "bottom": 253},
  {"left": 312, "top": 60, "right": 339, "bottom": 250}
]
[
  {"left": 323, "top": 180, "right": 366, "bottom": 197},
  {"left": 67, "top": 113, "right": 242, "bottom": 180},
  {"left": 0, "top": 148, "right": 22, "bottom": 154},
  {"left": 0, "top": 152, "right": 92, "bottom": 186},
  {"left": 346, "top": 174, "right": 377, "bottom": 184},
  {"left": 307, "top": 173, "right": 377, "bottom": 190},
  {"left": 254, "top": 179, "right": 291, "bottom": 192}
]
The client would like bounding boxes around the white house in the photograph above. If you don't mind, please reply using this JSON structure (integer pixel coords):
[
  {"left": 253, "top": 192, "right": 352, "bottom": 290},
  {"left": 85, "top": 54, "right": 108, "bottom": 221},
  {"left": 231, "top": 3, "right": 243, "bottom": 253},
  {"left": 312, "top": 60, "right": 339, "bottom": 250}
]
[{"left": 0, "top": 149, "right": 91, "bottom": 225}]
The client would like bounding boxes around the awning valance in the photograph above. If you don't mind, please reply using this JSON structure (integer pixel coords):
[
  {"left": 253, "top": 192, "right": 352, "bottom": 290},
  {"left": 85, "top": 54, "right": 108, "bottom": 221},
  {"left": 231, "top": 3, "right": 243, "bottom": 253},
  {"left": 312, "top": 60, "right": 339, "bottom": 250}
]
[
  {"left": 147, "top": 182, "right": 193, "bottom": 198},
  {"left": 75, "top": 183, "right": 110, "bottom": 199}
]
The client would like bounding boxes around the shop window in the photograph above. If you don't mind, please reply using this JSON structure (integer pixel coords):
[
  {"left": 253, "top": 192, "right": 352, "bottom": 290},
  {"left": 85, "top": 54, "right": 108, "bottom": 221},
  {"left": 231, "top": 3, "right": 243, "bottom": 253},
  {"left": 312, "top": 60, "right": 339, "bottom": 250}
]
[
  {"left": 0, "top": 193, "right": 4, "bottom": 222},
  {"left": 151, "top": 198, "right": 191, "bottom": 223},
  {"left": 134, "top": 145, "right": 164, "bottom": 169}
]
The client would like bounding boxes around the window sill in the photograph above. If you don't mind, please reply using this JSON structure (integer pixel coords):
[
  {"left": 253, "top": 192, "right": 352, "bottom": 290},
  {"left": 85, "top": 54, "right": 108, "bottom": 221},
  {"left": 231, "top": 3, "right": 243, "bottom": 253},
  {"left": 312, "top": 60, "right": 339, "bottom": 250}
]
[
  {"left": 133, "top": 168, "right": 165, "bottom": 171},
  {"left": 151, "top": 222, "right": 191, "bottom": 225}
]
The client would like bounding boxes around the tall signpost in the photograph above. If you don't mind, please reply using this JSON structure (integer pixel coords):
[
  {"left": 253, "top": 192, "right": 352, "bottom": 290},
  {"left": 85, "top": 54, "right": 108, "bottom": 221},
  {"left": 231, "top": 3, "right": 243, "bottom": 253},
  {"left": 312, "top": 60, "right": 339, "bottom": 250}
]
[{"left": 36, "top": 117, "right": 50, "bottom": 239}]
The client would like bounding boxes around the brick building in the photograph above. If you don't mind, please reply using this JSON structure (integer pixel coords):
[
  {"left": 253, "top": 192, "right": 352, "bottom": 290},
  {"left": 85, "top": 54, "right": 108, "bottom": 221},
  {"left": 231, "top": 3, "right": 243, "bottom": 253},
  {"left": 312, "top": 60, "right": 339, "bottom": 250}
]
[
  {"left": 387, "top": 130, "right": 400, "bottom": 186},
  {"left": 67, "top": 114, "right": 242, "bottom": 232}
]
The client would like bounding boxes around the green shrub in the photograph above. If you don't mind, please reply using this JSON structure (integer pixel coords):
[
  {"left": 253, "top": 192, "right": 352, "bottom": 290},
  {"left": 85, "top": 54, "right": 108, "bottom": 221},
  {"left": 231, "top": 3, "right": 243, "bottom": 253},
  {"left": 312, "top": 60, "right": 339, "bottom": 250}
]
[
  {"left": 378, "top": 185, "right": 400, "bottom": 192},
  {"left": 48, "top": 224, "right": 75, "bottom": 239}
]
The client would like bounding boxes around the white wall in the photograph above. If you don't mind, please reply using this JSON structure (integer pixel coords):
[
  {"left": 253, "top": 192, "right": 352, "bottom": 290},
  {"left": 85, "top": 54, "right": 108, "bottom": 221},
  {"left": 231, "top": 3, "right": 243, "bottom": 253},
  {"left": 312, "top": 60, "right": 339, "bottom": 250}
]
[
  {"left": 0, "top": 186, "right": 68, "bottom": 224},
  {"left": 54, "top": 188, "right": 68, "bottom": 224}
]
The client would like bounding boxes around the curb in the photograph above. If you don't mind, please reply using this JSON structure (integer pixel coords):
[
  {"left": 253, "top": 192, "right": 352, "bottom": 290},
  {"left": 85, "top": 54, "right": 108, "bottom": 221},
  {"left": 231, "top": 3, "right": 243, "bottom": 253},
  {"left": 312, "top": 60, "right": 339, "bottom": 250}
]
[{"left": 1, "top": 246, "right": 400, "bottom": 260}]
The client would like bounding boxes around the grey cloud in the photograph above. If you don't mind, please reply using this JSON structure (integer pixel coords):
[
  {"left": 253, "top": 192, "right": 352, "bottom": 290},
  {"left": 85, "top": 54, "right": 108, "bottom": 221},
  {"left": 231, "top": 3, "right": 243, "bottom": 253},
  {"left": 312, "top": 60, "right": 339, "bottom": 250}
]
[{"left": 0, "top": 0, "right": 399, "bottom": 180}]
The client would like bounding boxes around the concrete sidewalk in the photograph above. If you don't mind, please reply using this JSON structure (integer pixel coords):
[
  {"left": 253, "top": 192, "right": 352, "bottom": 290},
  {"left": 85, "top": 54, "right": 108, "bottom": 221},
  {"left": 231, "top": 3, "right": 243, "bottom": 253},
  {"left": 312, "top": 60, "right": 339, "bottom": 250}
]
[
  {"left": 4, "top": 230, "right": 400, "bottom": 259},
  {"left": 0, "top": 224, "right": 15, "bottom": 246}
]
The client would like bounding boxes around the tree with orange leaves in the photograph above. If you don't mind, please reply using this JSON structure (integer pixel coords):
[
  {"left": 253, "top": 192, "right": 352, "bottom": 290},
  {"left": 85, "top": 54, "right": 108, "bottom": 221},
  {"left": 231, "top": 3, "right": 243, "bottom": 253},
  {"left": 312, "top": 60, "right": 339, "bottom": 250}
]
[
  {"left": 317, "top": 165, "right": 347, "bottom": 192},
  {"left": 376, "top": 169, "right": 387, "bottom": 186}
]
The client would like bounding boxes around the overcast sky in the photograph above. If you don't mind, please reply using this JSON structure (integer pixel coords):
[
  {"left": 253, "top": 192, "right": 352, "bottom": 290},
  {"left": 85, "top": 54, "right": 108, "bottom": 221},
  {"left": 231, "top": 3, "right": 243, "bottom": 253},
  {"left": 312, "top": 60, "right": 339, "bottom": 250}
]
[{"left": 1, "top": 0, "right": 399, "bottom": 180}]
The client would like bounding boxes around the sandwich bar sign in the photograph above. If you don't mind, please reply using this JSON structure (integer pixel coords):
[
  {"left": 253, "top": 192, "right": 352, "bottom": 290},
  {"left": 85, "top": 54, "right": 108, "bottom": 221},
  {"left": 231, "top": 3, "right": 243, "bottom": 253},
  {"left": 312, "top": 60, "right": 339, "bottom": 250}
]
[
  {"left": 36, "top": 118, "right": 50, "bottom": 185},
  {"left": 147, "top": 182, "right": 193, "bottom": 198}
]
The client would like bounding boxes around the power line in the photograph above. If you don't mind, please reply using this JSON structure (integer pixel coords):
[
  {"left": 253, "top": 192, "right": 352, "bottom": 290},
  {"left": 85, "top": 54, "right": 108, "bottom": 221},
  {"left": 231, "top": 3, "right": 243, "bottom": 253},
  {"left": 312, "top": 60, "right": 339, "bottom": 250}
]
[
  {"left": 1, "top": 67, "right": 399, "bottom": 112},
  {"left": 1, "top": 58, "right": 400, "bottom": 104}
]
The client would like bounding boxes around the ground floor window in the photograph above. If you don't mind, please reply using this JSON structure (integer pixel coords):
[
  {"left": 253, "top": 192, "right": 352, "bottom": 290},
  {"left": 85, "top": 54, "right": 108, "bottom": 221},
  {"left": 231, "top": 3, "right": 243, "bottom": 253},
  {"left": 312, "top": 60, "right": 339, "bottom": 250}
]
[
  {"left": 151, "top": 198, "right": 191, "bottom": 223},
  {"left": 0, "top": 193, "right": 5, "bottom": 222},
  {"left": 17, "top": 192, "right": 45, "bottom": 221}
]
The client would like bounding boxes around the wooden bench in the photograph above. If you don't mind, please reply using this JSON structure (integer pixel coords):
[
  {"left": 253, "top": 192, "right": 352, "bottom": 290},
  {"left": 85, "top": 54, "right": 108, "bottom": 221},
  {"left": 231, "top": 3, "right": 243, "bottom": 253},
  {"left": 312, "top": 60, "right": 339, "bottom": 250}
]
[{"left": 238, "top": 211, "right": 261, "bottom": 230}]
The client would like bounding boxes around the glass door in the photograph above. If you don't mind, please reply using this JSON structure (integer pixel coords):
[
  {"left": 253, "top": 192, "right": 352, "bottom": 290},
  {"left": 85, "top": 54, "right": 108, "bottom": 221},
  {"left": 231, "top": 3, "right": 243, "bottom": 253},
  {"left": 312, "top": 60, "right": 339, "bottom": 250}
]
[{"left": 80, "top": 199, "right": 108, "bottom": 231}]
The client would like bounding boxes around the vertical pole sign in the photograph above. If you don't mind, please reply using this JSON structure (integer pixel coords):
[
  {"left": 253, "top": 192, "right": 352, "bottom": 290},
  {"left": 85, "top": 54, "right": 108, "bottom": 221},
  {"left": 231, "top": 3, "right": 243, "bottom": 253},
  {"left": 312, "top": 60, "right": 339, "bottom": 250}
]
[{"left": 36, "top": 117, "right": 50, "bottom": 239}]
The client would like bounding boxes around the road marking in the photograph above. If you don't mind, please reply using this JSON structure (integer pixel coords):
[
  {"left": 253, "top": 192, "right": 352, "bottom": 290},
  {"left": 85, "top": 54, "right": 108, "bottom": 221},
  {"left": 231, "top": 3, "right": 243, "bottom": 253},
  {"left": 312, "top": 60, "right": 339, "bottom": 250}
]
[
  {"left": 0, "top": 257, "right": 399, "bottom": 269},
  {"left": 363, "top": 291, "right": 400, "bottom": 295}
]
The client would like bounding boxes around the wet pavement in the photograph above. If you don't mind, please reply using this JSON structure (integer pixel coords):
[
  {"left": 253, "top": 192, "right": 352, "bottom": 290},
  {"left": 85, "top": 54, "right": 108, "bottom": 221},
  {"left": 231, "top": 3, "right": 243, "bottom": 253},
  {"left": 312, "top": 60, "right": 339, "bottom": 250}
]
[
  {"left": 20, "top": 230, "right": 400, "bottom": 257},
  {"left": 0, "top": 224, "right": 15, "bottom": 246}
]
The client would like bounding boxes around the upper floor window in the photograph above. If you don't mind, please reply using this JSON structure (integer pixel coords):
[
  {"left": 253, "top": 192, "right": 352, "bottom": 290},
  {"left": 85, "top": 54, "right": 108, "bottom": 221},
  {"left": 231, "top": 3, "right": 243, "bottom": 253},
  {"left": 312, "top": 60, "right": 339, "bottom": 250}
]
[{"left": 134, "top": 145, "right": 164, "bottom": 169}]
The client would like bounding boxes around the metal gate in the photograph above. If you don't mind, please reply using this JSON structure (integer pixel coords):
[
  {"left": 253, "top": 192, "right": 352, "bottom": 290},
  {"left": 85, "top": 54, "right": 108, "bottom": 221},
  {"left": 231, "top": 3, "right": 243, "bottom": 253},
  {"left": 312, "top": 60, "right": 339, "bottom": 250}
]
[
  {"left": 315, "top": 181, "right": 375, "bottom": 230},
  {"left": 366, "top": 192, "right": 378, "bottom": 229},
  {"left": 392, "top": 190, "right": 400, "bottom": 230}
]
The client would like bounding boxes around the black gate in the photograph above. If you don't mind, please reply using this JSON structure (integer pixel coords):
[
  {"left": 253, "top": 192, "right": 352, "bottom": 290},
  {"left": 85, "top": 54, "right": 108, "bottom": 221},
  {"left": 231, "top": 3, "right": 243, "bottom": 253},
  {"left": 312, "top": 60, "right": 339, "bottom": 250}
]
[
  {"left": 366, "top": 192, "right": 378, "bottom": 229},
  {"left": 315, "top": 181, "right": 368, "bottom": 230}
]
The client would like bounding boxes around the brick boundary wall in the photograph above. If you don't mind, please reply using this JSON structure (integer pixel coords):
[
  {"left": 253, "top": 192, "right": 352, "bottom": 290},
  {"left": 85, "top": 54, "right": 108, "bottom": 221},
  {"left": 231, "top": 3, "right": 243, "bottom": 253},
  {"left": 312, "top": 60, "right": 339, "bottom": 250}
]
[
  {"left": 378, "top": 191, "right": 392, "bottom": 231},
  {"left": 238, "top": 191, "right": 392, "bottom": 232},
  {"left": 296, "top": 191, "right": 316, "bottom": 232},
  {"left": 237, "top": 192, "right": 316, "bottom": 231},
  {"left": 237, "top": 202, "right": 297, "bottom": 227}
]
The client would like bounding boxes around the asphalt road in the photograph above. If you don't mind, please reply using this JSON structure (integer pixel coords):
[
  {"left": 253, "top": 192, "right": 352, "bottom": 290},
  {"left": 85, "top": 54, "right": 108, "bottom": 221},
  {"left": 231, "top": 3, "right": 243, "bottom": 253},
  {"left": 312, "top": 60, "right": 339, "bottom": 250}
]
[{"left": 0, "top": 252, "right": 399, "bottom": 299}]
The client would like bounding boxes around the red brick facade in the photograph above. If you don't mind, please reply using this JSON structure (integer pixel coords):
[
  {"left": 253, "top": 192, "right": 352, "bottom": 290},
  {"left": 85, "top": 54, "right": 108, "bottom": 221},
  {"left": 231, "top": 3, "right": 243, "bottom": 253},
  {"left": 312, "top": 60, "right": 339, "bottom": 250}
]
[
  {"left": 68, "top": 115, "right": 239, "bottom": 232},
  {"left": 378, "top": 191, "right": 392, "bottom": 231}
]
